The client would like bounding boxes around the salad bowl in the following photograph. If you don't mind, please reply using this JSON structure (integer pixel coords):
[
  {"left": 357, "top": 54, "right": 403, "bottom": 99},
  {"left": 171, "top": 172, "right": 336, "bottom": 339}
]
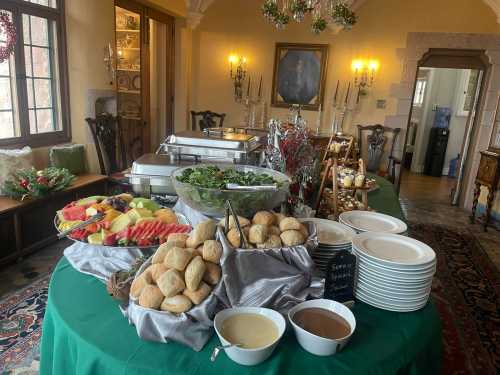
[{"left": 172, "top": 164, "right": 291, "bottom": 218}]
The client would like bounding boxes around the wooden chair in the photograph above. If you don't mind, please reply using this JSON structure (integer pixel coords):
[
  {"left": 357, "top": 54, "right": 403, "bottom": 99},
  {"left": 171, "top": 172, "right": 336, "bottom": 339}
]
[
  {"left": 86, "top": 114, "right": 133, "bottom": 195},
  {"left": 190, "top": 110, "right": 226, "bottom": 131},
  {"left": 86, "top": 114, "right": 127, "bottom": 176},
  {"left": 357, "top": 124, "right": 401, "bottom": 185}
]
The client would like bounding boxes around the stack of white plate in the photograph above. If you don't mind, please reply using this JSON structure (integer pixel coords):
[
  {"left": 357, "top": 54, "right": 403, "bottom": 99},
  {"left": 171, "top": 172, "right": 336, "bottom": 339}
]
[
  {"left": 352, "top": 232, "right": 436, "bottom": 312},
  {"left": 299, "top": 218, "right": 356, "bottom": 274},
  {"left": 339, "top": 211, "right": 408, "bottom": 235}
]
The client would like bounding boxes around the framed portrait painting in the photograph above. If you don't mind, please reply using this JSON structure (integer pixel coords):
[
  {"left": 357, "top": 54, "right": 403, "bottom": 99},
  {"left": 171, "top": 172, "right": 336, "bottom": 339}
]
[{"left": 271, "top": 43, "right": 329, "bottom": 111}]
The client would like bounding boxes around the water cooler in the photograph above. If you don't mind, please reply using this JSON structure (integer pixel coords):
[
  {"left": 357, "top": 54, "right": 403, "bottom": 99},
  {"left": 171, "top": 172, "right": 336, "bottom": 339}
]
[{"left": 424, "top": 107, "right": 450, "bottom": 177}]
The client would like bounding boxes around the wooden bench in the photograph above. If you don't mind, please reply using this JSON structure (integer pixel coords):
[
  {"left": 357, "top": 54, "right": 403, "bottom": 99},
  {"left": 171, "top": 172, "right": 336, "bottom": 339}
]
[{"left": 0, "top": 174, "right": 108, "bottom": 267}]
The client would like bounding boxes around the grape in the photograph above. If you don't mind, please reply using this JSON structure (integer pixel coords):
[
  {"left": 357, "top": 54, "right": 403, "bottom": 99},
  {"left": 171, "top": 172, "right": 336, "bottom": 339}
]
[{"left": 106, "top": 197, "right": 128, "bottom": 212}]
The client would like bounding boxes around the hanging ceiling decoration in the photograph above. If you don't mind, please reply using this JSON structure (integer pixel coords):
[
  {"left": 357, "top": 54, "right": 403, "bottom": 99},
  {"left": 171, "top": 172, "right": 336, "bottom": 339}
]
[{"left": 262, "top": 0, "right": 357, "bottom": 34}]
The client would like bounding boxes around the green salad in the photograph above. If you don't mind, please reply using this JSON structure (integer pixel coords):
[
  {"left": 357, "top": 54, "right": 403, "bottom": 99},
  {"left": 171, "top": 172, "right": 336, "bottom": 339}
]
[
  {"left": 176, "top": 165, "right": 279, "bottom": 189},
  {"left": 174, "top": 165, "right": 288, "bottom": 217}
]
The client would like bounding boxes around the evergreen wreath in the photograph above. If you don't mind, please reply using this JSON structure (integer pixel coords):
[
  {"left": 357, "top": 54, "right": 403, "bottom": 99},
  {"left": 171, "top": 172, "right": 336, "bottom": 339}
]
[{"left": 0, "top": 12, "right": 16, "bottom": 64}]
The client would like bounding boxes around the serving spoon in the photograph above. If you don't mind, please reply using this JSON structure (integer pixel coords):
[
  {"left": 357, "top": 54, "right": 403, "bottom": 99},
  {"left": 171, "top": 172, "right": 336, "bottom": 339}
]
[{"left": 210, "top": 343, "right": 242, "bottom": 362}]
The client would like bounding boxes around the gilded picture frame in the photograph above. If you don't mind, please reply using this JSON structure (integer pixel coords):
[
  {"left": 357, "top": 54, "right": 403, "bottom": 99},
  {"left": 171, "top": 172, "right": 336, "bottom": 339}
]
[{"left": 271, "top": 43, "right": 329, "bottom": 111}]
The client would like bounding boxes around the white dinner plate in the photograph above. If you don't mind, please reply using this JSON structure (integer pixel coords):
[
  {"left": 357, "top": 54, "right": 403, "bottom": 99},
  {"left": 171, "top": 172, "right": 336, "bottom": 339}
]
[
  {"left": 356, "top": 258, "right": 436, "bottom": 279},
  {"left": 356, "top": 281, "right": 431, "bottom": 300},
  {"left": 357, "top": 272, "right": 433, "bottom": 291},
  {"left": 355, "top": 288, "right": 429, "bottom": 306},
  {"left": 355, "top": 291, "right": 429, "bottom": 312},
  {"left": 339, "top": 211, "right": 408, "bottom": 234},
  {"left": 299, "top": 218, "right": 356, "bottom": 245},
  {"left": 352, "top": 232, "right": 436, "bottom": 267},
  {"left": 357, "top": 264, "right": 435, "bottom": 284},
  {"left": 353, "top": 247, "right": 437, "bottom": 272},
  {"left": 356, "top": 283, "right": 431, "bottom": 302}
]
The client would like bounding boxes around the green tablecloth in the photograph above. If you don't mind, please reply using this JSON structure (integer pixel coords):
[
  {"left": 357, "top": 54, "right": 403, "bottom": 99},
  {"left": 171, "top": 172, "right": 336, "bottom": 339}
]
[{"left": 40, "top": 176, "right": 442, "bottom": 375}]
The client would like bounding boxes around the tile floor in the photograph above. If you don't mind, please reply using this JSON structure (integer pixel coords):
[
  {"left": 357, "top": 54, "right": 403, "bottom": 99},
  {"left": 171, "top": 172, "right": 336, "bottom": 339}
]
[{"left": 0, "top": 173, "right": 498, "bottom": 298}]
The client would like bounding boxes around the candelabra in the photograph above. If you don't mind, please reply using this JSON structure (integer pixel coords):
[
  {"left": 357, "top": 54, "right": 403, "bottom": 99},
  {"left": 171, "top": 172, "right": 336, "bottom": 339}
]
[{"left": 229, "top": 55, "right": 247, "bottom": 102}]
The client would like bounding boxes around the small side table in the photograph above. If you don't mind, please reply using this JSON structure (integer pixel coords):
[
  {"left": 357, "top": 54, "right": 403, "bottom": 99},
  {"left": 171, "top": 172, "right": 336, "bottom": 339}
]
[{"left": 470, "top": 150, "right": 500, "bottom": 231}]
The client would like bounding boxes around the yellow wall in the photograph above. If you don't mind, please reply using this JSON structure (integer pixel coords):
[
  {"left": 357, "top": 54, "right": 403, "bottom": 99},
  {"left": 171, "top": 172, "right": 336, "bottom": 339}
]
[
  {"left": 191, "top": 0, "right": 500, "bottom": 135},
  {"left": 65, "top": 0, "right": 116, "bottom": 173}
]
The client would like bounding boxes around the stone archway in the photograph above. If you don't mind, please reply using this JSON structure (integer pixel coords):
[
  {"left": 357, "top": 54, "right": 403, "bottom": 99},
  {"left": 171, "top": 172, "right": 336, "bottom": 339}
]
[{"left": 385, "top": 32, "right": 500, "bottom": 210}]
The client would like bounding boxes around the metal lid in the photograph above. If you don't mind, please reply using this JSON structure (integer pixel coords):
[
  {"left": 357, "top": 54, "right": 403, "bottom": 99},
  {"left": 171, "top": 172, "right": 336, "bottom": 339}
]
[
  {"left": 166, "top": 130, "right": 259, "bottom": 151},
  {"left": 131, "top": 153, "right": 194, "bottom": 177}
]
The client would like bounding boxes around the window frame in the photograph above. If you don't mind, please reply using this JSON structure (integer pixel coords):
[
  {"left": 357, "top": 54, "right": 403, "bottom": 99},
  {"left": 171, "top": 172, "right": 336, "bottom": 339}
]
[{"left": 0, "top": 0, "right": 70, "bottom": 148}]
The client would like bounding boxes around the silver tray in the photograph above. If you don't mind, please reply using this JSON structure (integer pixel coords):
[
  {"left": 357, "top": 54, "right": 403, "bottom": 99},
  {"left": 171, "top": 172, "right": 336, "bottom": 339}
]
[{"left": 54, "top": 212, "right": 191, "bottom": 250}]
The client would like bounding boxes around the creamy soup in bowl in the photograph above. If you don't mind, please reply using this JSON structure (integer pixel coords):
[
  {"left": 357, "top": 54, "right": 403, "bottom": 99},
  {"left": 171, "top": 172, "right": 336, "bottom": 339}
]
[{"left": 214, "top": 307, "right": 286, "bottom": 366}]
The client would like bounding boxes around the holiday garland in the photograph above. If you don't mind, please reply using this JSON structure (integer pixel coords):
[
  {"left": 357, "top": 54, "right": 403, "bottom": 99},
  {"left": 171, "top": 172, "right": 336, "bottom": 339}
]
[
  {"left": 0, "top": 11, "right": 16, "bottom": 64},
  {"left": 2, "top": 167, "right": 76, "bottom": 200}
]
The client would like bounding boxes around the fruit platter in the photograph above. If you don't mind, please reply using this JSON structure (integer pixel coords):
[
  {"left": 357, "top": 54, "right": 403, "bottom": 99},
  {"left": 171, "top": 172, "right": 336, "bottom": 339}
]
[{"left": 55, "top": 193, "right": 191, "bottom": 248}]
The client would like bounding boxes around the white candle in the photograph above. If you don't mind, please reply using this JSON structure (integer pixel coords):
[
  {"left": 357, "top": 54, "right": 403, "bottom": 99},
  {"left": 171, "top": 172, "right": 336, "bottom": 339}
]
[{"left": 343, "top": 175, "right": 354, "bottom": 187}]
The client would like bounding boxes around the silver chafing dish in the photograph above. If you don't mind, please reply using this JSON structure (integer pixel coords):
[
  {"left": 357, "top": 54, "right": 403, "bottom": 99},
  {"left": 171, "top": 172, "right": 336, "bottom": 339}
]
[
  {"left": 127, "top": 153, "right": 196, "bottom": 196},
  {"left": 158, "top": 128, "right": 266, "bottom": 165}
]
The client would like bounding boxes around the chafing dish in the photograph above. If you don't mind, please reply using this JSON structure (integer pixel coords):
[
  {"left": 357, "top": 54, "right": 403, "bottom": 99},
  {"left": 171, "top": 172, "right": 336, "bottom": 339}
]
[
  {"left": 159, "top": 129, "right": 264, "bottom": 165},
  {"left": 127, "top": 153, "right": 196, "bottom": 196}
]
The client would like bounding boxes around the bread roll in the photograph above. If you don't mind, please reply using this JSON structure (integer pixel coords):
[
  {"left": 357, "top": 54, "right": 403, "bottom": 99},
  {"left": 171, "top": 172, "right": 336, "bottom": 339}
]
[
  {"left": 164, "top": 247, "right": 194, "bottom": 271},
  {"left": 185, "top": 256, "right": 206, "bottom": 292},
  {"left": 257, "top": 234, "right": 282, "bottom": 249},
  {"left": 299, "top": 223, "right": 309, "bottom": 238},
  {"left": 183, "top": 282, "right": 212, "bottom": 305},
  {"left": 252, "top": 211, "right": 276, "bottom": 226},
  {"left": 148, "top": 263, "right": 168, "bottom": 282},
  {"left": 218, "top": 215, "right": 250, "bottom": 230},
  {"left": 248, "top": 224, "right": 269, "bottom": 244},
  {"left": 157, "top": 269, "right": 186, "bottom": 297},
  {"left": 195, "top": 245, "right": 204, "bottom": 257},
  {"left": 141, "top": 267, "right": 154, "bottom": 284},
  {"left": 203, "top": 262, "right": 221, "bottom": 285},
  {"left": 280, "top": 230, "right": 306, "bottom": 246},
  {"left": 160, "top": 295, "right": 192, "bottom": 314},
  {"left": 274, "top": 213, "right": 286, "bottom": 225},
  {"left": 279, "top": 217, "right": 302, "bottom": 232},
  {"left": 186, "top": 220, "right": 216, "bottom": 248},
  {"left": 202, "top": 240, "right": 223, "bottom": 264},
  {"left": 268, "top": 225, "right": 281, "bottom": 236},
  {"left": 152, "top": 242, "right": 174, "bottom": 264},
  {"left": 227, "top": 227, "right": 249, "bottom": 248},
  {"left": 138, "top": 285, "right": 164, "bottom": 309},
  {"left": 167, "top": 233, "right": 189, "bottom": 248},
  {"left": 130, "top": 273, "right": 150, "bottom": 299}
]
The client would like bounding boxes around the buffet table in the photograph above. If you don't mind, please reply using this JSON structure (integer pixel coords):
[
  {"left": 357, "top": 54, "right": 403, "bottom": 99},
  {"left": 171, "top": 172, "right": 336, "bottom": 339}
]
[{"left": 40, "top": 176, "right": 442, "bottom": 374}]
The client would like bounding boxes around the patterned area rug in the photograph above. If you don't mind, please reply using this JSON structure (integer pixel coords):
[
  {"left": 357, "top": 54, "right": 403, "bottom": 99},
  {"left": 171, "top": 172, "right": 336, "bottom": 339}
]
[
  {"left": 409, "top": 223, "right": 500, "bottom": 375},
  {"left": 0, "top": 274, "right": 49, "bottom": 375}
]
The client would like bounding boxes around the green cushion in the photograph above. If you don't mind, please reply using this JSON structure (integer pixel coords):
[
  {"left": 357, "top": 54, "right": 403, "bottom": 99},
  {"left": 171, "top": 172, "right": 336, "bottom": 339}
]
[{"left": 49, "top": 144, "right": 86, "bottom": 175}]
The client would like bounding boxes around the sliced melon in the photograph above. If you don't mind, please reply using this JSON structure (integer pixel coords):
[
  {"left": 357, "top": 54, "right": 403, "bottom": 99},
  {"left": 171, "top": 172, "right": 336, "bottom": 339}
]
[
  {"left": 88, "top": 232, "right": 103, "bottom": 245},
  {"left": 127, "top": 208, "right": 153, "bottom": 224},
  {"left": 110, "top": 214, "right": 132, "bottom": 233},
  {"left": 76, "top": 196, "right": 107, "bottom": 206}
]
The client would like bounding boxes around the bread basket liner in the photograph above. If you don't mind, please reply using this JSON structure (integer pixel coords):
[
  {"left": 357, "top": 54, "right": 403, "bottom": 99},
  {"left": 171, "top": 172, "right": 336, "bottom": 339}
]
[{"left": 122, "top": 223, "right": 323, "bottom": 351}]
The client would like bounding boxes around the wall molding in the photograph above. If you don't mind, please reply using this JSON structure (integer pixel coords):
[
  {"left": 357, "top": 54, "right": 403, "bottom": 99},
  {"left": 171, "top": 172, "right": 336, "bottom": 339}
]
[
  {"left": 185, "top": 0, "right": 215, "bottom": 29},
  {"left": 483, "top": 0, "right": 500, "bottom": 23}
]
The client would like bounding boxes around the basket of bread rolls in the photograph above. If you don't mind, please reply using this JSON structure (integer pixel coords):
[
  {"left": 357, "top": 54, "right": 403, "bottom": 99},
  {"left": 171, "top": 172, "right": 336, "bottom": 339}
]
[
  {"left": 220, "top": 210, "right": 312, "bottom": 250},
  {"left": 124, "top": 219, "right": 224, "bottom": 351}
]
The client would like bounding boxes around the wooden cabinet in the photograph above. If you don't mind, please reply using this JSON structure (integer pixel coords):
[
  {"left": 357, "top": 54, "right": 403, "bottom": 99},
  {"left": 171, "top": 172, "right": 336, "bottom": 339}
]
[
  {"left": 114, "top": 0, "right": 175, "bottom": 165},
  {"left": 470, "top": 151, "right": 500, "bottom": 231}
]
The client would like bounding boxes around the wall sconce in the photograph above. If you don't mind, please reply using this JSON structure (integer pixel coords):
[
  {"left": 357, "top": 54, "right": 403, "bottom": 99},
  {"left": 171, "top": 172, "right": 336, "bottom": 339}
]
[
  {"left": 351, "top": 59, "right": 379, "bottom": 89},
  {"left": 229, "top": 54, "right": 247, "bottom": 102}
]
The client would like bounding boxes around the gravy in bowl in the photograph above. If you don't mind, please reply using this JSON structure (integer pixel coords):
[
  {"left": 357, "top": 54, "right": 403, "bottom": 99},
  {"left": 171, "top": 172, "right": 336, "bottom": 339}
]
[
  {"left": 292, "top": 307, "right": 351, "bottom": 340},
  {"left": 220, "top": 313, "right": 279, "bottom": 349}
]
